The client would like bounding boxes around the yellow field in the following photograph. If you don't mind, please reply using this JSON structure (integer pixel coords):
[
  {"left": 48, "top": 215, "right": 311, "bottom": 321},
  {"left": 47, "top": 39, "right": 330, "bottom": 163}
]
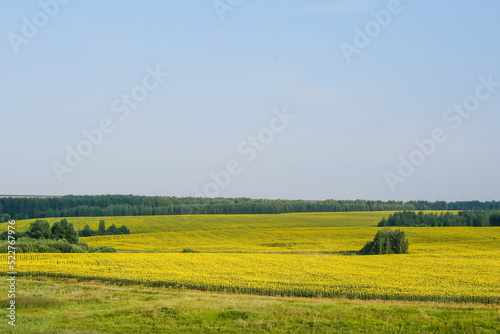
[
  {"left": 1, "top": 211, "right": 395, "bottom": 233},
  {"left": 2, "top": 211, "right": 500, "bottom": 303},
  {"left": 2, "top": 252, "right": 500, "bottom": 303},
  {"left": 80, "top": 226, "right": 500, "bottom": 254}
]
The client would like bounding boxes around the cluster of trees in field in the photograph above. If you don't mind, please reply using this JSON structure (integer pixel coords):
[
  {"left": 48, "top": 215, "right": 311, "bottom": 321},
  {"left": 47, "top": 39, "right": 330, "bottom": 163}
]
[
  {"left": 359, "top": 229, "right": 409, "bottom": 255},
  {"left": 1, "top": 195, "right": 500, "bottom": 220},
  {"left": 378, "top": 211, "right": 500, "bottom": 227},
  {"left": 0, "top": 219, "right": 118, "bottom": 253},
  {"left": 79, "top": 220, "right": 130, "bottom": 237}
]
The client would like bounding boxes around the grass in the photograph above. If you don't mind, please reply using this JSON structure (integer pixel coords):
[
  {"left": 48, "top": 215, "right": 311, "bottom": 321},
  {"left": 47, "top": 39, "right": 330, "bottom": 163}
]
[
  {"left": 2, "top": 211, "right": 500, "bottom": 332},
  {"left": 1, "top": 276, "right": 499, "bottom": 334}
]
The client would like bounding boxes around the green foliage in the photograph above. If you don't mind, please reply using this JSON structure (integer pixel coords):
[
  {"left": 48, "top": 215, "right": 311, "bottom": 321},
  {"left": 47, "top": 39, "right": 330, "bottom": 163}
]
[
  {"left": 82, "top": 225, "right": 93, "bottom": 237},
  {"left": 98, "top": 220, "right": 106, "bottom": 233},
  {"left": 0, "top": 238, "right": 87, "bottom": 253},
  {"left": 88, "top": 246, "right": 117, "bottom": 253},
  {"left": 359, "top": 229, "right": 409, "bottom": 255},
  {"left": 119, "top": 225, "right": 131, "bottom": 234},
  {"left": 51, "top": 219, "right": 79, "bottom": 244},
  {"left": 27, "top": 219, "right": 51, "bottom": 239},
  {"left": 78, "top": 220, "right": 131, "bottom": 237},
  {"left": 2, "top": 195, "right": 500, "bottom": 220},
  {"left": 0, "top": 213, "right": 11, "bottom": 223},
  {"left": 106, "top": 224, "right": 119, "bottom": 234},
  {"left": 181, "top": 248, "right": 200, "bottom": 253},
  {"left": 0, "top": 230, "right": 27, "bottom": 240},
  {"left": 0, "top": 219, "right": 115, "bottom": 253},
  {"left": 379, "top": 210, "right": 500, "bottom": 227}
]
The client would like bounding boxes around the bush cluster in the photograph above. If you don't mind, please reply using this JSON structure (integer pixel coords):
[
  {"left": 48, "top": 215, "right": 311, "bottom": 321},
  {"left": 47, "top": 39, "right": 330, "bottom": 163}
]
[
  {"left": 0, "top": 238, "right": 88, "bottom": 253},
  {"left": 181, "top": 248, "right": 200, "bottom": 253},
  {"left": 88, "top": 246, "right": 117, "bottom": 253},
  {"left": 359, "top": 229, "right": 409, "bottom": 255},
  {"left": 0, "top": 219, "right": 118, "bottom": 253},
  {"left": 79, "top": 220, "right": 130, "bottom": 237}
]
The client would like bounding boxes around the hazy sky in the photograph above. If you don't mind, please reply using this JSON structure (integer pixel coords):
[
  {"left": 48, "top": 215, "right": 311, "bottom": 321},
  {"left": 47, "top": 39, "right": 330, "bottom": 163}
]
[{"left": 1, "top": 0, "right": 499, "bottom": 201}]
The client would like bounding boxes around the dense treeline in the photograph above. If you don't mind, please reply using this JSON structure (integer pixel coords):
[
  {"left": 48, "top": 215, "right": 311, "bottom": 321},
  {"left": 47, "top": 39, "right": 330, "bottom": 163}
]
[
  {"left": 1, "top": 196, "right": 499, "bottom": 220},
  {"left": 378, "top": 211, "right": 500, "bottom": 227}
]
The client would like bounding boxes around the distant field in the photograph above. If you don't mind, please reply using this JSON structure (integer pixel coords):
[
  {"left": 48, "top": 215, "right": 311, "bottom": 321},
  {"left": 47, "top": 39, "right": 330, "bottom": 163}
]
[
  {"left": 1, "top": 211, "right": 396, "bottom": 233},
  {"left": 84, "top": 225, "right": 500, "bottom": 254},
  {"left": 2, "top": 211, "right": 500, "bottom": 305}
]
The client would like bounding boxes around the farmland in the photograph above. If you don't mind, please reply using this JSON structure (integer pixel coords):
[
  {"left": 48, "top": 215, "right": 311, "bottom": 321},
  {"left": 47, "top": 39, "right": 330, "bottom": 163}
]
[
  {"left": 2, "top": 211, "right": 500, "bottom": 305},
  {"left": 5, "top": 252, "right": 500, "bottom": 304},
  {"left": 1, "top": 211, "right": 500, "bottom": 333}
]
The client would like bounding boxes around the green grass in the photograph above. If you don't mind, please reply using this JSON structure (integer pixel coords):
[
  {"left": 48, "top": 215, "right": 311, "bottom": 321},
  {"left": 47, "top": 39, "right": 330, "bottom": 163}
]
[{"left": 1, "top": 276, "right": 499, "bottom": 334}]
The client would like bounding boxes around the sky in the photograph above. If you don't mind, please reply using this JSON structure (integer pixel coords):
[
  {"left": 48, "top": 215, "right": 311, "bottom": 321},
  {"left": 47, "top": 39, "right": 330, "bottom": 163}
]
[{"left": 1, "top": 0, "right": 499, "bottom": 201}]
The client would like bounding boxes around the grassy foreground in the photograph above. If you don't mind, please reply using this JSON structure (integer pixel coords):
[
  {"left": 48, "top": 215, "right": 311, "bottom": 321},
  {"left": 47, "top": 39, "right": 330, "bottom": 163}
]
[{"left": 1, "top": 276, "right": 499, "bottom": 334}]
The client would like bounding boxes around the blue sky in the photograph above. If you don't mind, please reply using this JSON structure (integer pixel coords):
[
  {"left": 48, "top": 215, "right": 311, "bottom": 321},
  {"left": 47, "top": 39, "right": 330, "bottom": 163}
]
[{"left": 1, "top": 0, "right": 499, "bottom": 201}]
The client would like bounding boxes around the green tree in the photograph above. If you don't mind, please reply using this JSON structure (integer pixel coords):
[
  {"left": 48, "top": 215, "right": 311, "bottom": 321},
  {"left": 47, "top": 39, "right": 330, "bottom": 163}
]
[
  {"left": 66, "top": 222, "right": 79, "bottom": 244},
  {"left": 98, "top": 220, "right": 106, "bottom": 233},
  {"left": 119, "top": 225, "right": 130, "bottom": 234},
  {"left": 106, "top": 224, "right": 119, "bottom": 234},
  {"left": 390, "top": 229, "right": 409, "bottom": 254},
  {"left": 51, "top": 219, "right": 68, "bottom": 240},
  {"left": 27, "top": 220, "right": 51, "bottom": 239},
  {"left": 51, "top": 219, "right": 79, "bottom": 244},
  {"left": 82, "top": 225, "right": 94, "bottom": 237},
  {"left": 359, "top": 229, "right": 409, "bottom": 255}
]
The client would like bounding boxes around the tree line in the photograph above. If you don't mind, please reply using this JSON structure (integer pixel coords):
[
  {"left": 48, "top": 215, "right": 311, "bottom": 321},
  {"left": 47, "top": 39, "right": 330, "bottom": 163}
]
[
  {"left": 0, "top": 218, "right": 129, "bottom": 253},
  {"left": 1, "top": 195, "right": 499, "bottom": 220},
  {"left": 378, "top": 211, "right": 500, "bottom": 227},
  {"left": 79, "top": 220, "right": 130, "bottom": 237}
]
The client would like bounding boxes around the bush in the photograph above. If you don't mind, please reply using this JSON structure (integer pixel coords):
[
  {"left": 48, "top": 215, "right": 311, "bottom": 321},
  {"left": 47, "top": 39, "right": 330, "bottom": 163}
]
[
  {"left": 78, "top": 220, "right": 131, "bottom": 237},
  {"left": 81, "top": 225, "right": 94, "bottom": 237},
  {"left": 77, "top": 242, "right": 89, "bottom": 250},
  {"left": 359, "top": 229, "right": 409, "bottom": 255},
  {"left": 0, "top": 238, "right": 87, "bottom": 253},
  {"left": 181, "top": 248, "right": 200, "bottom": 253},
  {"left": 27, "top": 220, "right": 51, "bottom": 239},
  {"left": 88, "top": 246, "right": 117, "bottom": 253},
  {"left": 51, "top": 219, "right": 79, "bottom": 244},
  {"left": 0, "top": 214, "right": 11, "bottom": 223},
  {"left": 0, "top": 218, "right": 117, "bottom": 253}
]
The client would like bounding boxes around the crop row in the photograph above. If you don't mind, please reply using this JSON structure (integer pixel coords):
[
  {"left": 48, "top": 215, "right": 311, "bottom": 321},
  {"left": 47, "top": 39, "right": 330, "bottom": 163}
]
[{"left": 2, "top": 252, "right": 499, "bottom": 304}]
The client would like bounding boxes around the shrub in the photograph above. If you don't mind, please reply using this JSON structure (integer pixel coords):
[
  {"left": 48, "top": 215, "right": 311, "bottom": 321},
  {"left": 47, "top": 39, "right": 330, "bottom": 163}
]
[
  {"left": 78, "top": 220, "right": 131, "bottom": 237},
  {"left": 0, "top": 238, "right": 87, "bottom": 253},
  {"left": 88, "top": 246, "right": 117, "bottom": 253},
  {"left": 51, "top": 219, "right": 79, "bottom": 244},
  {"left": 181, "top": 248, "right": 200, "bottom": 253}
]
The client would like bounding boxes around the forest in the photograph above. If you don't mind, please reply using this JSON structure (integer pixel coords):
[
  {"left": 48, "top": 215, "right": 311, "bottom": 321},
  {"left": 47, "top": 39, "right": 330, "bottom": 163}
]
[
  {"left": 378, "top": 210, "right": 500, "bottom": 227},
  {"left": 1, "top": 195, "right": 499, "bottom": 220}
]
